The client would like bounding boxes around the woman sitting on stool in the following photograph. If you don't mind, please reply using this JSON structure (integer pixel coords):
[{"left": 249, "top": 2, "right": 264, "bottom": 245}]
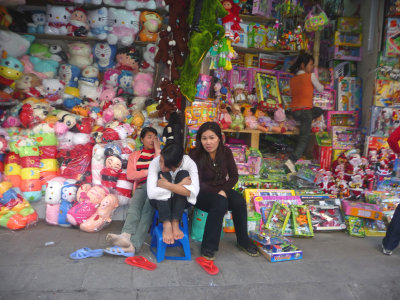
[{"left": 190, "top": 122, "right": 259, "bottom": 260}]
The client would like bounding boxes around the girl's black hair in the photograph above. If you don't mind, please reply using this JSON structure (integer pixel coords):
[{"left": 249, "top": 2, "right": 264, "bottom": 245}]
[
  {"left": 289, "top": 51, "right": 314, "bottom": 74},
  {"left": 190, "top": 122, "right": 226, "bottom": 178},
  {"left": 140, "top": 126, "right": 158, "bottom": 140},
  {"left": 117, "top": 46, "right": 142, "bottom": 64}
]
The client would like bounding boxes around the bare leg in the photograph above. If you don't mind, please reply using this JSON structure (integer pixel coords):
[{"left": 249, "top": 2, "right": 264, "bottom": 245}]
[
  {"left": 163, "top": 221, "right": 174, "bottom": 244},
  {"left": 172, "top": 219, "right": 184, "bottom": 240},
  {"left": 106, "top": 232, "right": 133, "bottom": 248}
]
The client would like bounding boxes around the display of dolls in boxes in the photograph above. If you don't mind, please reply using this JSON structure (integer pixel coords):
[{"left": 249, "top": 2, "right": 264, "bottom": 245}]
[
  {"left": 369, "top": 106, "right": 400, "bottom": 137},
  {"left": 384, "top": 18, "right": 400, "bottom": 57},
  {"left": 309, "top": 205, "right": 346, "bottom": 231},
  {"left": 252, "top": 0, "right": 278, "bottom": 17},
  {"left": 374, "top": 78, "right": 400, "bottom": 107}
]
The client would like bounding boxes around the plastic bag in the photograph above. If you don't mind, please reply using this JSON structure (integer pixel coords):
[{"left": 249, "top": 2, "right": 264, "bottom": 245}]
[{"left": 305, "top": 5, "right": 328, "bottom": 32}]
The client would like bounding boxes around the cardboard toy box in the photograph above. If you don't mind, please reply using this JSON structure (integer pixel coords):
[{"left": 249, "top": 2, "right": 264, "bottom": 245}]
[
  {"left": 342, "top": 200, "right": 383, "bottom": 220},
  {"left": 257, "top": 245, "right": 303, "bottom": 262}
]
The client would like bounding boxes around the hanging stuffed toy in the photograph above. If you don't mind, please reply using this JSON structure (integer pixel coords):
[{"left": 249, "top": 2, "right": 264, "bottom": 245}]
[{"left": 220, "top": 0, "right": 242, "bottom": 43}]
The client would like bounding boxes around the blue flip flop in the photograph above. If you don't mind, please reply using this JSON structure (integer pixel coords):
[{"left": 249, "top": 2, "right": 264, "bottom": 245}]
[
  {"left": 70, "top": 247, "right": 104, "bottom": 260},
  {"left": 103, "top": 246, "right": 135, "bottom": 257}
]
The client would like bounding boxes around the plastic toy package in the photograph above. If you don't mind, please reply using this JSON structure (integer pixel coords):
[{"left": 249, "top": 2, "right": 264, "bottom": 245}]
[
  {"left": 331, "top": 126, "right": 362, "bottom": 150},
  {"left": 333, "top": 45, "right": 362, "bottom": 61},
  {"left": 264, "top": 202, "right": 291, "bottom": 235},
  {"left": 313, "top": 88, "right": 336, "bottom": 110},
  {"left": 195, "top": 74, "right": 212, "bottom": 100},
  {"left": 369, "top": 107, "right": 400, "bottom": 137},
  {"left": 373, "top": 78, "right": 400, "bottom": 107},
  {"left": 342, "top": 200, "right": 383, "bottom": 220},
  {"left": 184, "top": 101, "right": 217, "bottom": 127},
  {"left": 337, "top": 17, "right": 363, "bottom": 33},
  {"left": 364, "top": 219, "right": 387, "bottom": 236},
  {"left": 384, "top": 18, "right": 400, "bottom": 57},
  {"left": 255, "top": 72, "right": 282, "bottom": 109},
  {"left": 290, "top": 205, "right": 314, "bottom": 237},
  {"left": 0, "top": 181, "right": 38, "bottom": 230},
  {"left": 308, "top": 204, "right": 346, "bottom": 231},
  {"left": 345, "top": 215, "right": 365, "bottom": 237},
  {"left": 376, "top": 53, "right": 400, "bottom": 81},
  {"left": 276, "top": 71, "right": 293, "bottom": 108},
  {"left": 326, "top": 111, "right": 357, "bottom": 131},
  {"left": 334, "top": 31, "right": 362, "bottom": 47},
  {"left": 337, "top": 77, "right": 362, "bottom": 114}
]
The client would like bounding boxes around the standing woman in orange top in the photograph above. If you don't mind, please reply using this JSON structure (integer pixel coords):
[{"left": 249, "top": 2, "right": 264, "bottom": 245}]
[{"left": 284, "top": 52, "right": 325, "bottom": 173}]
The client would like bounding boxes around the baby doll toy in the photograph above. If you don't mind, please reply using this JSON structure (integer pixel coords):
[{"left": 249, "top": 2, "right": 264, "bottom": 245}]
[
  {"left": 217, "top": 103, "right": 232, "bottom": 130},
  {"left": 101, "top": 147, "right": 123, "bottom": 189},
  {"left": 233, "top": 82, "right": 246, "bottom": 103},
  {"left": 221, "top": 0, "right": 242, "bottom": 43},
  {"left": 244, "top": 106, "right": 269, "bottom": 133},
  {"left": 230, "top": 103, "right": 244, "bottom": 131}
]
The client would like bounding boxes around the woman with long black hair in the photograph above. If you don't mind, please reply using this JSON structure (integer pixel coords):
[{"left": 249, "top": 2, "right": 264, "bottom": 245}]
[{"left": 190, "top": 122, "right": 258, "bottom": 260}]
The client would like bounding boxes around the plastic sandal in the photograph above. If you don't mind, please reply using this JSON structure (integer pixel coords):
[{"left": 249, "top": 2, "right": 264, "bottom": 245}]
[
  {"left": 103, "top": 246, "right": 135, "bottom": 257},
  {"left": 69, "top": 247, "right": 104, "bottom": 260},
  {"left": 195, "top": 257, "right": 219, "bottom": 275},
  {"left": 125, "top": 256, "right": 157, "bottom": 271}
]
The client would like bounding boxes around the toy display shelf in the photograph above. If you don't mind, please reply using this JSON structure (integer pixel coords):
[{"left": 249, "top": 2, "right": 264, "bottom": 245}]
[
  {"left": 25, "top": 0, "right": 167, "bottom": 14},
  {"left": 222, "top": 129, "right": 298, "bottom": 149},
  {"left": 17, "top": 32, "right": 151, "bottom": 46},
  {"left": 233, "top": 46, "right": 299, "bottom": 55}
]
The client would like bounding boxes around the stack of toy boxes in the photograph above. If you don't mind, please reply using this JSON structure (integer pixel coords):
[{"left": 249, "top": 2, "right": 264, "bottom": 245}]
[
  {"left": 333, "top": 17, "right": 363, "bottom": 61},
  {"left": 342, "top": 199, "right": 384, "bottom": 237}
]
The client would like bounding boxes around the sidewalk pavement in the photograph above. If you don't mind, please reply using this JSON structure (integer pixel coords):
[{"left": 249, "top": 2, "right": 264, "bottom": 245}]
[{"left": 1, "top": 220, "right": 400, "bottom": 300}]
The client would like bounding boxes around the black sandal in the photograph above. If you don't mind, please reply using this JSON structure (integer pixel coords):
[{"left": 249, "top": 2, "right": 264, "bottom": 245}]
[
  {"left": 201, "top": 248, "right": 216, "bottom": 261},
  {"left": 237, "top": 243, "right": 259, "bottom": 257}
]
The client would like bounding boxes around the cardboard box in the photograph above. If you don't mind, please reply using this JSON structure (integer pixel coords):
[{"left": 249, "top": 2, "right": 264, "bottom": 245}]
[
  {"left": 342, "top": 200, "right": 383, "bottom": 220},
  {"left": 257, "top": 245, "right": 303, "bottom": 262}
]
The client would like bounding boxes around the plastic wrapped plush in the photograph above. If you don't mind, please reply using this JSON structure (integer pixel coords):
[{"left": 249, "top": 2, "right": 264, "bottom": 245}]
[{"left": 0, "top": 181, "right": 38, "bottom": 230}]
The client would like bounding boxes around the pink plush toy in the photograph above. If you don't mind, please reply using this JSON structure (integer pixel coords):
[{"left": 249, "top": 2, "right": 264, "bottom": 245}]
[
  {"left": 45, "top": 177, "right": 66, "bottom": 225},
  {"left": 80, "top": 193, "right": 119, "bottom": 232},
  {"left": 66, "top": 184, "right": 109, "bottom": 226},
  {"left": 131, "top": 72, "right": 153, "bottom": 111},
  {"left": 103, "top": 69, "right": 120, "bottom": 90}
]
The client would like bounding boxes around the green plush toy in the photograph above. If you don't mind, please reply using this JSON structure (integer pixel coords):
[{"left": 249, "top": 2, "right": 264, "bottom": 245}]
[{"left": 176, "top": 0, "right": 227, "bottom": 102}]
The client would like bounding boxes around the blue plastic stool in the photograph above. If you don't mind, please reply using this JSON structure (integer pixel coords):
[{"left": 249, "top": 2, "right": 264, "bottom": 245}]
[{"left": 150, "top": 210, "right": 191, "bottom": 263}]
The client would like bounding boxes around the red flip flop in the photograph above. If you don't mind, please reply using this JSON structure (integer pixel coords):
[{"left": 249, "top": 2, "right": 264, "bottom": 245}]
[
  {"left": 125, "top": 256, "right": 157, "bottom": 271},
  {"left": 195, "top": 257, "right": 219, "bottom": 275}
]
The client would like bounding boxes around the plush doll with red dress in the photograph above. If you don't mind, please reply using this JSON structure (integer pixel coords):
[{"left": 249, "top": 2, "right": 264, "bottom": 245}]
[{"left": 220, "top": 0, "right": 242, "bottom": 43}]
